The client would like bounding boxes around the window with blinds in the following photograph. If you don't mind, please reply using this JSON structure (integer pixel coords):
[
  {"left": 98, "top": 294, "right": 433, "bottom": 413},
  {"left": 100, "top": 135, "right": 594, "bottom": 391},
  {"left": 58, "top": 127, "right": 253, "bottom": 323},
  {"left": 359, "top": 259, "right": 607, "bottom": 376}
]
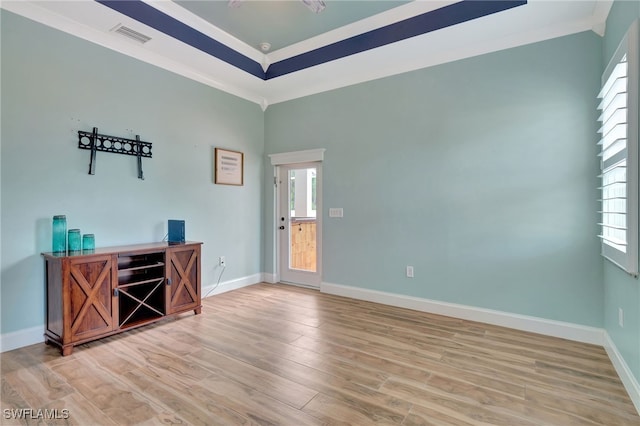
[{"left": 598, "top": 20, "right": 639, "bottom": 274}]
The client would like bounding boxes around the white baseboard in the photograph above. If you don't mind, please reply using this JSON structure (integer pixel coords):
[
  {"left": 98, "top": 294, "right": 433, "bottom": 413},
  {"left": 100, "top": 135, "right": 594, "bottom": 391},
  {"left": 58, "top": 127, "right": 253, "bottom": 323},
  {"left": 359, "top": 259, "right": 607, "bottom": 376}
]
[
  {"left": 202, "top": 272, "right": 262, "bottom": 298},
  {"left": 1, "top": 325, "right": 44, "bottom": 353},
  {"left": 604, "top": 331, "right": 640, "bottom": 413},
  {"left": 262, "top": 272, "right": 278, "bottom": 284},
  {"left": 320, "top": 282, "right": 604, "bottom": 345}
]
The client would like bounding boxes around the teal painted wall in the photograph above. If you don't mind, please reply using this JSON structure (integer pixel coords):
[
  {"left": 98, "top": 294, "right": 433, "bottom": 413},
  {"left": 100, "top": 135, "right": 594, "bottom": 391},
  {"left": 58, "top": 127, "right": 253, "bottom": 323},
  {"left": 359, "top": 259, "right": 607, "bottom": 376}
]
[
  {"left": 0, "top": 5, "right": 618, "bottom": 347},
  {"left": 0, "top": 11, "right": 264, "bottom": 334},
  {"left": 603, "top": 1, "right": 640, "bottom": 382},
  {"left": 265, "top": 31, "right": 604, "bottom": 326}
]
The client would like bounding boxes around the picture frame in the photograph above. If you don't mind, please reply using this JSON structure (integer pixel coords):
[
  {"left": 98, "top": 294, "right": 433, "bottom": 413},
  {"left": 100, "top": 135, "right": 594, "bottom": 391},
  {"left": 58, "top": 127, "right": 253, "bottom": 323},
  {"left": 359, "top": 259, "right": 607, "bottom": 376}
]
[{"left": 214, "top": 148, "right": 244, "bottom": 186}]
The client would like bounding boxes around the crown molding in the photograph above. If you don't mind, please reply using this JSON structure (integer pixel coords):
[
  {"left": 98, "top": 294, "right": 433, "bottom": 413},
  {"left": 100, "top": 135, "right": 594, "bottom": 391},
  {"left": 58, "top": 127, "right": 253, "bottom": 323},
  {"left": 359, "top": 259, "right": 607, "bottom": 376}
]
[{"left": 1, "top": 0, "right": 612, "bottom": 108}]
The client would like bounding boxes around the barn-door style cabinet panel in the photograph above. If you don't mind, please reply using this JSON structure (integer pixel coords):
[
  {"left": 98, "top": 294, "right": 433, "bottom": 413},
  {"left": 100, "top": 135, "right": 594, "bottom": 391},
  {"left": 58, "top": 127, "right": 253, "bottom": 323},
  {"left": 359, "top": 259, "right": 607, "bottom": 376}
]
[
  {"left": 43, "top": 241, "right": 202, "bottom": 355},
  {"left": 166, "top": 244, "right": 201, "bottom": 315}
]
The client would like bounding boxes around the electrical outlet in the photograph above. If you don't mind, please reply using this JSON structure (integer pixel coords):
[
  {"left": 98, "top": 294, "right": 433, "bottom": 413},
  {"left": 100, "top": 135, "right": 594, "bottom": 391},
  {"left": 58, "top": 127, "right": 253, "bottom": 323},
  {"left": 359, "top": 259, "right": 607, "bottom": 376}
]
[
  {"left": 406, "top": 265, "right": 414, "bottom": 278},
  {"left": 619, "top": 307, "right": 624, "bottom": 328},
  {"left": 219, "top": 256, "right": 226, "bottom": 267}
]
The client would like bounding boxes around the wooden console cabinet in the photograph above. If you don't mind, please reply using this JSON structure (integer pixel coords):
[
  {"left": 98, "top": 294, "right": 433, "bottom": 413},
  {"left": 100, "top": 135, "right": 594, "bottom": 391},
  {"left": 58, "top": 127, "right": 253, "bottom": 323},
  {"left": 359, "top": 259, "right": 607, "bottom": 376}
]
[{"left": 42, "top": 241, "right": 202, "bottom": 355}]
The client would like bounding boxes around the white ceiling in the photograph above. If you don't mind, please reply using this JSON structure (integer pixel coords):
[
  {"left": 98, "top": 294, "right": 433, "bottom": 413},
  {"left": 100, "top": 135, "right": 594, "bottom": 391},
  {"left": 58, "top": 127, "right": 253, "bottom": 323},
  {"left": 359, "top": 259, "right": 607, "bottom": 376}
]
[{"left": 2, "top": 1, "right": 612, "bottom": 109}]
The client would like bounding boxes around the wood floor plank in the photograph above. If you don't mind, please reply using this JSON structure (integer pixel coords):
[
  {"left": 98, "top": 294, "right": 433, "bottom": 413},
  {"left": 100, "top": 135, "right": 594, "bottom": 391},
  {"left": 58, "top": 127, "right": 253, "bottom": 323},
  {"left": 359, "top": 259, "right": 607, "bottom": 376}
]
[
  {"left": 525, "top": 383, "right": 640, "bottom": 424},
  {"left": 186, "top": 346, "right": 319, "bottom": 409},
  {"left": 317, "top": 320, "right": 450, "bottom": 359},
  {"left": 290, "top": 335, "right": 433, "bottom": 382},
  {"left": 321, "top": 320, "right": 469, "bottom": 374},
  {"left": 301, "top": 392, "right": 400, "bottom": 425},
  {"left": 381, "top": 377, "right": 540, "bottom": 426},
  {"left": 455, "top": 333, "right": 620, "bottom": 379},
  {"left": 49, "top": 393, "right": 120, "bottom": 426},
  {"left": 195, "top": 373, "right": 323, "bottom": 426},
  {"left": 99, "top": 332, "right": 216, "bottom": 385},
  {"left": 484, "top": 329, "right": 612, "bottom": 362},
  {"left": 50, "top": 357, "right": 161, "bottom": 424},
  {"left": 210, "top": 294, "right": 326, "bottom": 328},
  {"left": 440, "top": 348, "right": 630, "bottom": 400},
  {"left": 533, "top": 359, "right": 625, "bottom": 387},
  {"left": 402, "top": 403, "right": 478, "bottom": 426},
  {"left": 1, "top": 377, "right": 32, "bottom": 425},
  {"left": 1, "top": 282, "right": 637, "bottom": 425},
  {"left": 2, "top": 359, "right": 75, "bottom": 408},
  {"left": 244, "top": 337, "right": 390, "bottom": 389},
  {"left": 120, "top": 365, "right": 242, "bottom": 426},
  {"left": 420, "top": 375, "right": 601, "bottom": 426},
  {"left": 204, "top": 302, "right": 313, "bottom": 342}
]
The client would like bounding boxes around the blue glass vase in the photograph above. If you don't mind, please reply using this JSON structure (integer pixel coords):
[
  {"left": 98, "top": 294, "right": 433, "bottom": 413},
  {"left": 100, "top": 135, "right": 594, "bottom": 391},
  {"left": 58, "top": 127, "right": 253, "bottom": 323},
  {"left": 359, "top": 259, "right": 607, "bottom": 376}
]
[
  {"left": 82, "top": 234, "right": 95, "bottom": 251},
  {"left": 68, "top": 229, "right": 81, "bottom": 252},
  {"left": 52, "top": 215, "right": 67, "bottom": 253}
]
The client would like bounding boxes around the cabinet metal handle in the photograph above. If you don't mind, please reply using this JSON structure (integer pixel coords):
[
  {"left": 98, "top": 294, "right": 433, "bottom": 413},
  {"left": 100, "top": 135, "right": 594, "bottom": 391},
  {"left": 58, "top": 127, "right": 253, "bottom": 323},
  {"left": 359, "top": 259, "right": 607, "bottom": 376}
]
[
  {"left": 114, "top": 288, "right": 119, "bottom": 297},
  {"left": 166, "top": 278, "right": 172, "bottom": 286}
]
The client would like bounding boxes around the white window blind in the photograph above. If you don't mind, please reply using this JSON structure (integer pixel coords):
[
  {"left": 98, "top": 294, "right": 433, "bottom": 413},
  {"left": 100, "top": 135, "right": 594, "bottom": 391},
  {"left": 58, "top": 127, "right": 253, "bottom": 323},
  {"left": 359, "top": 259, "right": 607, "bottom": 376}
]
[{"left": 598, "top": 20, "right": 639, "bottom": 275}]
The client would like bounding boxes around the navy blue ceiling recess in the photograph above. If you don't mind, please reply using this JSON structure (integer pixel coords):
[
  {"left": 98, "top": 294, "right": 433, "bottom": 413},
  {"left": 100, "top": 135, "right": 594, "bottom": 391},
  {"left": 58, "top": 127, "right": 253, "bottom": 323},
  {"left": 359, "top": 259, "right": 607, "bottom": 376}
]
[
  {"left": 96, "top": 0, "right": 265, "bottom": 78},
  {"left": 267, "top": 0, "right": 526, "bottom": 79},
  {"left": 97, "top": 0, "right": 527, "bottom": 80}
]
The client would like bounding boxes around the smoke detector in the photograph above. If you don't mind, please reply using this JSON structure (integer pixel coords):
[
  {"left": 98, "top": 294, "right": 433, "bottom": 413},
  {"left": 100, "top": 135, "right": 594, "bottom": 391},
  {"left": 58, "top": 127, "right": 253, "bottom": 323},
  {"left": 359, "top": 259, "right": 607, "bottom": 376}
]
[{"left": 259, "top": 42, "right": 271, "bottom": 52}]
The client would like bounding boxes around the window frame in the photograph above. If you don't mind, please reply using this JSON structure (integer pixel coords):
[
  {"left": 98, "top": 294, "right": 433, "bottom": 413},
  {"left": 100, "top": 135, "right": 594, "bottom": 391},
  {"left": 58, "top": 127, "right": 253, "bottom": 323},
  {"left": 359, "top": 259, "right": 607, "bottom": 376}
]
[{"left": 598, "top": 19, "right": 639, "bottom": 275}]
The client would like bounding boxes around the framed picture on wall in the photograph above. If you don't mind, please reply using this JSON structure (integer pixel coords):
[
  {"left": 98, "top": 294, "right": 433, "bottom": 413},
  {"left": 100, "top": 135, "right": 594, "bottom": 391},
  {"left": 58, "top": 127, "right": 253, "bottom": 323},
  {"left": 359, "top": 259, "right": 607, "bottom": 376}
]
[{"left": 214, "top": 148, "right": 244, "bottom": 186}]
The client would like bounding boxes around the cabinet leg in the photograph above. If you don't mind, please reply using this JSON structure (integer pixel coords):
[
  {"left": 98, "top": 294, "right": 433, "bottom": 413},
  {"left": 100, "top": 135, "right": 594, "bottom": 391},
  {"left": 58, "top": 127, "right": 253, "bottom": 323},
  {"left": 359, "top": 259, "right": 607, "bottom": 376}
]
[
  {"left": 194, "top": 307, "right": 201, "bottom": 315},
  {"left": 61, "top": 345, "right": 74, "bottom": 356}
]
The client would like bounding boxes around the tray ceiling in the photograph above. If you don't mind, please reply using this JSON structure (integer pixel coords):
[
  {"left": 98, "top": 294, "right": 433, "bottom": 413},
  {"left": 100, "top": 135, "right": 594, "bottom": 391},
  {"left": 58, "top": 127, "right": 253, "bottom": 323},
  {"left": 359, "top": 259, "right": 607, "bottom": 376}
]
[{"left": 1, "top": 0, "right": 612, "bottom": 109}]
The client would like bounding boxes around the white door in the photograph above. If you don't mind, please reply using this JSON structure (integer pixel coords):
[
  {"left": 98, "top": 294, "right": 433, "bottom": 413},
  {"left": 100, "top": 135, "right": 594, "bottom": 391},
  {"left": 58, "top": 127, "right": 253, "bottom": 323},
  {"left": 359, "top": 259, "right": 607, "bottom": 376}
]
[{"left": 277, "top": 162, "right": 322, "bottom": 288}]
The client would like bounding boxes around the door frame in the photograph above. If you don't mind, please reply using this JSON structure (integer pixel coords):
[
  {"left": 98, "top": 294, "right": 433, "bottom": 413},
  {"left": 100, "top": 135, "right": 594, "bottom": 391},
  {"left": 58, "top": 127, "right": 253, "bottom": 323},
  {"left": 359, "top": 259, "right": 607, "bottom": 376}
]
[{"left": 269, "top": 149, "right": 325, "bottom": 288}]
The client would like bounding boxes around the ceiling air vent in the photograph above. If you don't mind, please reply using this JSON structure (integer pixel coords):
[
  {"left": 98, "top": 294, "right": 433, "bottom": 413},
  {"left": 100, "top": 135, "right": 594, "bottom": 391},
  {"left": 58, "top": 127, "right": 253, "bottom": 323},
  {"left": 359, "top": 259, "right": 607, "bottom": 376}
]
[{"left": 110, "top": 24, "right": 152, "bottom": 44}]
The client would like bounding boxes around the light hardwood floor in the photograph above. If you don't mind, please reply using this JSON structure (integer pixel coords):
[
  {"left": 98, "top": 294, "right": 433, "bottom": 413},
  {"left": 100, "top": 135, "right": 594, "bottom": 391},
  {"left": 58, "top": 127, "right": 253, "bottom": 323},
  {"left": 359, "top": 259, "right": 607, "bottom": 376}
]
[{"left": 2, "top": 283, "right": 639, "bottom": 425}]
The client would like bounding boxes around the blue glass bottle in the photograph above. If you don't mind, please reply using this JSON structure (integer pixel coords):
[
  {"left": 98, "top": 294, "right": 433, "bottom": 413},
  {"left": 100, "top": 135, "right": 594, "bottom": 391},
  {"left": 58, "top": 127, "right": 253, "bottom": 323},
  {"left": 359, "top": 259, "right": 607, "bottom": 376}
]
[
  {"left": 52, "top": 215, "right": 67, "bottom": 253},
  {"left": 68, "top": 229, "right": 81, "bottom": 252}
]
